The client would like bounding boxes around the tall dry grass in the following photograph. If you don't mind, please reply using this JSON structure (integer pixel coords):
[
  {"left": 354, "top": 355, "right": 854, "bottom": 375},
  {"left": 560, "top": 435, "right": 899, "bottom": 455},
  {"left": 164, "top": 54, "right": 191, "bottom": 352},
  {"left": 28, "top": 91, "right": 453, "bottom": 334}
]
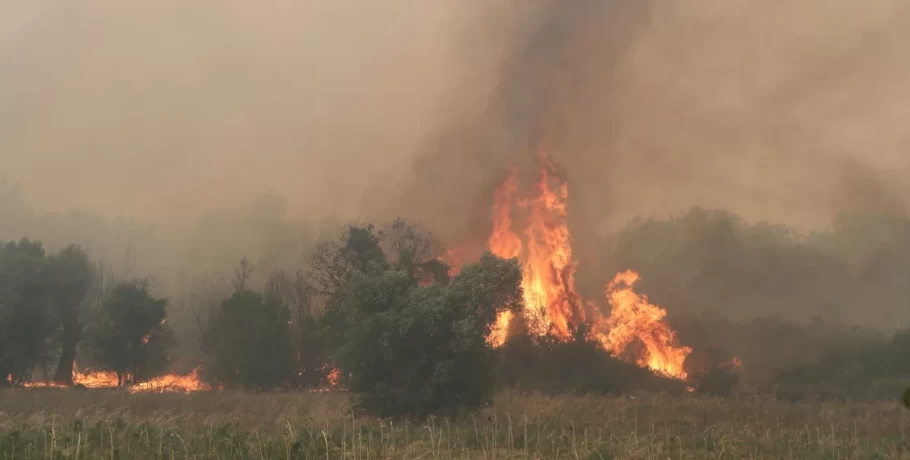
[{"left": 1, "top": 389, "right": 908, "bottom": 458}]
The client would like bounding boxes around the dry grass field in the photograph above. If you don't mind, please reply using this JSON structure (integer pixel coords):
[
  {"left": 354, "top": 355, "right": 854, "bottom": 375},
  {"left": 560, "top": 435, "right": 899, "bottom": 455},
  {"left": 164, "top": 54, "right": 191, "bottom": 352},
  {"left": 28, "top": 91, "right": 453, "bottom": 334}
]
[{"left": 1, "top": 389, "right": 909, "bottom": 459}]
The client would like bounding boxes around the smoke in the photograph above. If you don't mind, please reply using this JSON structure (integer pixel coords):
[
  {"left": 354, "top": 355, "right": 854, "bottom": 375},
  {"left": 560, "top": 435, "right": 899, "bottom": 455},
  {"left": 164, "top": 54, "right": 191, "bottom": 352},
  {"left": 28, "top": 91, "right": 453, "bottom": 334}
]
[
  {"left": 5, "top": 2, "right": 910, "bottom": 397},
  {"left": 3, "top": 1, "right": 910, "bottom": 294},
  {"left": 383, "top": 0, "right": 910, "bottom": 249},
  {"left": 0, "top": 0, "right": 470, "bottom": 226}
]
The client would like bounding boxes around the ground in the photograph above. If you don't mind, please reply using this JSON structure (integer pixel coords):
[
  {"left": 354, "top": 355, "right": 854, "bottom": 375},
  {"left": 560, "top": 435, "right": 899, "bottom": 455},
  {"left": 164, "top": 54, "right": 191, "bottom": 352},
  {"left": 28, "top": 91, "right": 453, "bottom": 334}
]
[{"left": 1, "top": 390, "right": 908, "bottom": 459}]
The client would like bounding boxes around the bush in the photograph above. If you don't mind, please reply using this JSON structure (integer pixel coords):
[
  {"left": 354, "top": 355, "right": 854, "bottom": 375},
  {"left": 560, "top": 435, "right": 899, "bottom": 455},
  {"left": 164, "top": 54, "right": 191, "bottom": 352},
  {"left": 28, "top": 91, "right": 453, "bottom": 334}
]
[
  {"left": 332, "top": 252, "right": 522, "bottom": 417},
  {"left": 495, "top": 324, "right": 686, "bottom": 395}
]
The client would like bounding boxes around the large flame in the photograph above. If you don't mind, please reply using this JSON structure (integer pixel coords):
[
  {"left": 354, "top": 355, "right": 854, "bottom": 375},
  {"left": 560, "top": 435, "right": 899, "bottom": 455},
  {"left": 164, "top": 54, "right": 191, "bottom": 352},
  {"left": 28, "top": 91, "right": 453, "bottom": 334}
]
[
  {"left": 488, "top": 155, "right": 585, "bottom": 344},
  {"left": 485, "top": 153, "right": 692, "bottom": 379}
]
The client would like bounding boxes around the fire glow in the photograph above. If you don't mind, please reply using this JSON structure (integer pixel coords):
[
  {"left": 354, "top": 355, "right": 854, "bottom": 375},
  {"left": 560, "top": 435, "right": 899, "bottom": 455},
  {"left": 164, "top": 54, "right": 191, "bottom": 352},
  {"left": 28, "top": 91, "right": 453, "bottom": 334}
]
[
  {"left": 19, "top": 366, "right": 210, "bottom": 393},
  {"left": 486, "top": 152, "right": 692, "bottom": 380}
]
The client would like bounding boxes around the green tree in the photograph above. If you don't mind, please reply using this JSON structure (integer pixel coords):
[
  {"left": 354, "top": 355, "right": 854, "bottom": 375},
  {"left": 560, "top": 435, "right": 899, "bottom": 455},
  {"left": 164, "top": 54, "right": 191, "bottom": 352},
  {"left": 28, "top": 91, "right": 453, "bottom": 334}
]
[
  {"left": 202, "top": 289, "right": 295, "bottom": 389},
  {"left": 333, "top": 252, "right": 522, "bottom": 416},
  {"left": 0, "top": 239, "right": 56, "bottom": 386},
  {"left": 84, "top": 281, "right": 174, "bottom": 386},
  {"left": 46, "top": 245, "right": 92, "bottom": 383}
]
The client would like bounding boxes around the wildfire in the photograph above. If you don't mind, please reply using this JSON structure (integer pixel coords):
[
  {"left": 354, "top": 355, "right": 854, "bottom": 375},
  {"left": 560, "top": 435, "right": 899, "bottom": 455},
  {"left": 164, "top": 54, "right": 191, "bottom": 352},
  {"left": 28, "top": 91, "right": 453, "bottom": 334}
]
[
  {"left": 595, "top": 271, "right": 692, "bottom": 380},
  {"left": 73, "top": 367, "right": 120, "bottom": 388},
  {"left": 724, "top": 357, "right": 744, "bottom": 370},
  {"left": 128, "top": 368, "right": 210, "bottom": 393},
  {"left": 485, "top": 152, "right": 692, "bottom": 379},
  {"left": 17, "top": 365, "right": 209, "bottom": 393},
  {"left": 488, "top": 156, "right": 585, "bottom": 344},
  {"left": 20, "top": 381, "right": 69, "bottom": 389},
  {"left": 313, "top": 364, "right": 346, "bottom": 393}
]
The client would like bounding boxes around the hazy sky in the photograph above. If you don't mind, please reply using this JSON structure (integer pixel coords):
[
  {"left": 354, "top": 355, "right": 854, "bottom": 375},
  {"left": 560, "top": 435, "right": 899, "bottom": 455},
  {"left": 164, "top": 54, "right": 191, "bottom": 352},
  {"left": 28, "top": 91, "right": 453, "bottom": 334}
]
[
  {"left": 1, "top": 0, "right": 472, "bottom": 226},
  {"left": 3, "top": 1, "right": 910, "bottom": 239}
]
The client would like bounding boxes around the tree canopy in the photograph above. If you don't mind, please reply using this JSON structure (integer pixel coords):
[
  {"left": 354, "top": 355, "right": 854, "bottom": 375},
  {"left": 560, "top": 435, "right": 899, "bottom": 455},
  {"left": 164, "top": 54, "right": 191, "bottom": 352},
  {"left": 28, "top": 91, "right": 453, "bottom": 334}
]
[
  {"left": 202, "top": 289, "right": 294, "bottom": 389},
  {"left": 332, "top": 251, "right": 522, "bottom": 416},
  {"left": 83, "top": 281, "right": 174, "bottom": 385}
]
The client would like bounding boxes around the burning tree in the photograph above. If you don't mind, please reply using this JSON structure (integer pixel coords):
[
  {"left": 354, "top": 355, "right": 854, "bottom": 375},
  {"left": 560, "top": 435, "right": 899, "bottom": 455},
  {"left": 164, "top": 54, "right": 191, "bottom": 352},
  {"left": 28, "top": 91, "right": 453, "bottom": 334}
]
[
  {"left": 83, "top": 281, "right": 174, "bottom": 386},
  {"left": 478, "top": 152, "right": 693, "bottom": 380}
]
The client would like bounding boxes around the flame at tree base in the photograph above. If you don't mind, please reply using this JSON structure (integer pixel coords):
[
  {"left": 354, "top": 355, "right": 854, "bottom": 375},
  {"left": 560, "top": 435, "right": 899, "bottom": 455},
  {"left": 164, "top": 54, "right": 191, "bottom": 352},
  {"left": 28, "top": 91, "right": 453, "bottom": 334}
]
[
  {"left": 17, "top": 366, "right": 210, "bottom": 393},
  {"left": 128, "top": 368, "right": 210, "bottom": 393}
]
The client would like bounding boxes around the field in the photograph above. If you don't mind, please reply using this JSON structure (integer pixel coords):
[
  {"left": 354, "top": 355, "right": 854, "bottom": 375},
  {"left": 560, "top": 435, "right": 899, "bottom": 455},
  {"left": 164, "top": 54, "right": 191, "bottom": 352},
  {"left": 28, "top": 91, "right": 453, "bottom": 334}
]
[{"left": 1, "top": 390, "right": 908, "bottom": 459}]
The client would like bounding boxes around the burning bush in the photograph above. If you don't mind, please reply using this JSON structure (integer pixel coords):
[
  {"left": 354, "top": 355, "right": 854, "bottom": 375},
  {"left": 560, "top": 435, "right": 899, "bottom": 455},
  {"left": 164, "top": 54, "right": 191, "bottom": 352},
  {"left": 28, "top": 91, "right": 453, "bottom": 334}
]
[
  {"left": 82, "top": 281, "right": 174, "bottom": 386},
  {"left": 495, "top": 323, "right": 687, "bottom": 395}
]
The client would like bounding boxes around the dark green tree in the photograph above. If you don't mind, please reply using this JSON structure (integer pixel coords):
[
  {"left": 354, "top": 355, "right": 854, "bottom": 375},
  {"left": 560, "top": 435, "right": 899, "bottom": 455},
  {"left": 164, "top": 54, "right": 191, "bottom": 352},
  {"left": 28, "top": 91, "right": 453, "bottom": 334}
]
[
  {"left": 46, "top": 245, "right": 92, "bottom": 383},
  {"left": 308, "top": 223, "right": 390, "bottom": 357},
  {"left": 333, "top": 252, "right": 522, "bottom": 416},
  {"left": 0, "top": 239, "right": 56, "bottom": 386},
  {"left": 84, "top": 281, "right": 174, "bottom": 386},
  {"left": 202, "top": 289, "right": 295, "bottom": 389},
  {"left": 312, "top": 220, "right": 450, "bottom": 352}
]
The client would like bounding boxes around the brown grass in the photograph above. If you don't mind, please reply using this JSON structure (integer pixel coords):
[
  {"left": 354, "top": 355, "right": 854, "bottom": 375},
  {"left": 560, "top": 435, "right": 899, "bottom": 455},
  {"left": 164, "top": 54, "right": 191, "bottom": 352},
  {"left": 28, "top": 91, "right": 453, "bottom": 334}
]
[{"left": 1, "top": 389, "right": 908, "bottom": 459}]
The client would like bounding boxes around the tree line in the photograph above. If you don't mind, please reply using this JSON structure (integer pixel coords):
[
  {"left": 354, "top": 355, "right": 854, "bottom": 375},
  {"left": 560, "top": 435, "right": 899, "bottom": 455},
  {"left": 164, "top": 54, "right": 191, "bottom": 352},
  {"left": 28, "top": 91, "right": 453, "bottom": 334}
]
[
  {"left": 0, "top": 220, "right": 533, "bottom": 416},
  {"left": 3, "top": 213, "right": 910, "bottom": 416}
]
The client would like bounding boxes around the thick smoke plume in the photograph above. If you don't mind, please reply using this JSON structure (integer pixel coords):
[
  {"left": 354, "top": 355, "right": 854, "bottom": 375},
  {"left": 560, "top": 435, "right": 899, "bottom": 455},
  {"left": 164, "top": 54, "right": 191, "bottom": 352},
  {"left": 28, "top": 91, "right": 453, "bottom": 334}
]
[
  {"left": 3, "top": 1, "right": 910, "bottom": 334},
  {"left": 382, "top": 1, "right": 910, "bottom": 247}
]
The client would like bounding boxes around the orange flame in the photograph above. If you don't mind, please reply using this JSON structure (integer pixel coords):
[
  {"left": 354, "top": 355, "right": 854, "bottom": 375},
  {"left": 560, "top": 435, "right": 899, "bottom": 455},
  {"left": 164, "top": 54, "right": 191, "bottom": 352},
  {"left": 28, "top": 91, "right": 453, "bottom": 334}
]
[
  {"left": 724, "top": 357, "right": 744, "bottom": 370},
  {"left": 74, "top": 370, "right": 121, "bottom": 388},
  {"left": 595, "top": 271, "right": 692, "bottom": 379},
  {"left": 19, "top": 364, "right": 209, "bottom": 392},
  {"left": 488, "top": 155, "right": 585, "bottom": 344},
  {"left": 484, "top": 153, "right": 692, "bottom": 379},
  {"left": 128, "top": 368, "right": 209, "bottom": 393},
  {"left": 20, "top": 381, "right": 69, "bottom": 389},
  {"left": 313, "top": 364, "right": 346, "bottom": 393}
]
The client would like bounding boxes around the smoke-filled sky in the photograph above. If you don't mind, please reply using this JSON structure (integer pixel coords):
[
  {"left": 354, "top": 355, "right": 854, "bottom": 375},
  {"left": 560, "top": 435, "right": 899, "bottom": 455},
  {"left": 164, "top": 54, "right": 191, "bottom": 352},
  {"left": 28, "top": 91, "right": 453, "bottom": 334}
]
[{"left": 3, "top": 0, "right": 910, "bottom": 240}]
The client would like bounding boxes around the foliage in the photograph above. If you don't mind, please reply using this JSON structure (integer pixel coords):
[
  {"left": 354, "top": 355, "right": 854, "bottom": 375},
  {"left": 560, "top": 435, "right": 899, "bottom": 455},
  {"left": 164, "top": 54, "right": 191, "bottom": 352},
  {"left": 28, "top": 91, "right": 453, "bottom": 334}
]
[
  {"left": 0, "top": 239, "right": 56, "bottom": 385},
  {"left": 202, "top": 289, "right": 295, "bottom": 389},
  {"left": 5, "top": 209, "right": 910, "bottom": 416},
  {"left": 45, "top": 245, "right": 93, "bottom": 383},
  {"left": 674, "top": 312, "right": 910, "bottom": 399},
  {"left": 332, "top": 252, "right": 522, "bottom": 416},
  {"left": 495, "top": 325, "right": 686, "bottom": 395},
  {"left": 602, "top": 208, "right": 910, "bottom": 328},
  {"left": 83, "top": 281, "right": 174, "bottom": 385}
]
